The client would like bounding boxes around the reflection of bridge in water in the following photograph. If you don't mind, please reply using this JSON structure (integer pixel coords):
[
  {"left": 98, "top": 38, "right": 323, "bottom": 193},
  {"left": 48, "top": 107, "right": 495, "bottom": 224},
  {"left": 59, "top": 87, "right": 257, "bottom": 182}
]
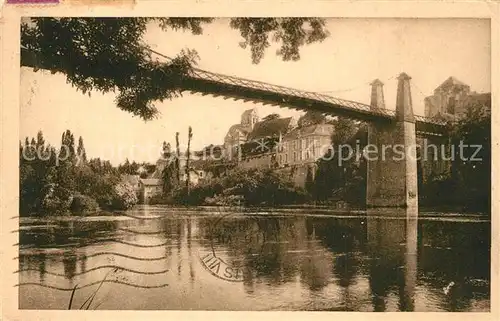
[
  {"left": 22, "top": 46, "right": 454, "bottom": 211},
  {"left": 17, "top": 207, "right": 490, "bottom": 311},
  {"left": 200, "top": 208, "right": 489, "bottom": 311}
]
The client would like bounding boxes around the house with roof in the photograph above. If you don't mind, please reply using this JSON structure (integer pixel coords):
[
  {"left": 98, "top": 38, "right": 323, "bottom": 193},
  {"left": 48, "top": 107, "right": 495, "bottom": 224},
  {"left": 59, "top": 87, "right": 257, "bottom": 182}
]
[
  {"left": 121, "top": 174, "right": 141, "bottom": 195},
  {"left": 279, "top": 123, "right": 334, "bottom": 167},
  {"left": 425, "top": 76, "right": 491, "bottom": 119},
  {"left": 141, "top": 146, "right": 210, "bottom": 203},
  {"left": 139, "top": 178, "right": 163, "bottom": 203},
  {"left": 239, "top": 115, "right": 298, "bottom": 169}
]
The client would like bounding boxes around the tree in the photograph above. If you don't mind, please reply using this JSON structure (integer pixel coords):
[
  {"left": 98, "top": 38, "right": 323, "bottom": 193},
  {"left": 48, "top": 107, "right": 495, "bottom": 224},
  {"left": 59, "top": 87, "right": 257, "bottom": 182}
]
[
  {"left": 262, "top": 113, "right": 281, "bottom": 122},
  {"left": 112, "top": 182, "right": 138, "bottom": 210},
  {"left": 161, "top": 132, "right": 182, "bottom": 196},
  {"left": 77, "top": 136, "right": 87, "bottom": 164},
  {"left": 175, "top": 132, "right": 181, "bottom": 183},
  {"left": 330, "top": 117, "right": 358, "bottom": 146},
  {"left": 162, "top": 141, "right": 172, "bottom": 159},
  {"left": 185, "top": 126, "right": 193, "bottom": 194},
  {"left": 162, "top": 159, "right": 179, "bottom": 196},
  {"left": 118, "top": 158, "right": 140, "bottom": 175},
  {"left": 298, "top": 111, "right": 326, "bottom": 127},
  {"left": 312, "top": 117, "right": 363, "bottom": 203},
  {"left": 450, "top": 102, "right": 490, "bottom": 211},
  {"left": 21, "top": 18, "right": 329, "bottom": 120},
  {"left": 19, "top": 138, "right": 37, "bottom": 215}
]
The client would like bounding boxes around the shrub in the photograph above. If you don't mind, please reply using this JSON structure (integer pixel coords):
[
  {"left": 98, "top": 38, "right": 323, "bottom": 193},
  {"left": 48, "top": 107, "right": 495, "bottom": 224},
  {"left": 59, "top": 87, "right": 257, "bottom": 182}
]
[
  {"left": 149, "top": 194, "right": 170, "bottom": 205},
  {"left": 111, "top": 182, "right": 138, "bottom": 210},
  {"left": 39, "top": 184, "right": 73, "bottom": 215},
  {"left": 170, "top": 167, "right": 308, "bottom": 206},
  {"left": 70, "top": 194, "right": 99, "bottom": 214}
]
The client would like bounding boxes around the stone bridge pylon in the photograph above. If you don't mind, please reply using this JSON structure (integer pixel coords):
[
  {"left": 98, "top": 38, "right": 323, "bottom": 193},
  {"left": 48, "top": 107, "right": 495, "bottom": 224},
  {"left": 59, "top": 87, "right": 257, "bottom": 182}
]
[{"left": 366, "top": 73, "right": 419, "bottom": 210}]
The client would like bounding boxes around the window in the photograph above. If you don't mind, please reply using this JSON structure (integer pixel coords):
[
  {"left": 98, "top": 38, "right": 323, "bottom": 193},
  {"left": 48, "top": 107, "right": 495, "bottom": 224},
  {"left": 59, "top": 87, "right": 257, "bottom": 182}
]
[
  {"left": 293, "top": 152, "right": 297, "bottom": 162},
  {"left": 285, "top": 154, "right": 288, "bottom": 163}
]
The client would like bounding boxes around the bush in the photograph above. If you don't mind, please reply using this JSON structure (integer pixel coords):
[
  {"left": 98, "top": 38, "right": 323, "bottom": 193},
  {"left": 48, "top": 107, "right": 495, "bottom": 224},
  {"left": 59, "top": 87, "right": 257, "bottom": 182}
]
[
  {"left": 148, "top": 194, "right": 170, "bottom": 205},
  {"left": 111, "top": 182, "right": 138, "bottom": 210},
  {"left": 170, "top": 168, "right": 308, "bottom": 206},
  {"left": 39, "top": 184, "right": 73, "bottom": 215},
  {"left": 70, "top": 194, "right": 99, "bottom": 214}
]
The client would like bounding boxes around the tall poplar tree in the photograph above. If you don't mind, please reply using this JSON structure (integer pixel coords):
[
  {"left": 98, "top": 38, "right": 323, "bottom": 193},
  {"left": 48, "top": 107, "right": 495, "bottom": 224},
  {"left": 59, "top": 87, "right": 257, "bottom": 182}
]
[{"left": 185, "top": 126, "right": 193, "bottom": 194}]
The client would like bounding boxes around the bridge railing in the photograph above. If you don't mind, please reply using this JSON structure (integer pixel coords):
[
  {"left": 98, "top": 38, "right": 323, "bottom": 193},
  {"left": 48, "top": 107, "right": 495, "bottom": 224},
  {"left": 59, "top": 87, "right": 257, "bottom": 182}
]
[
  {"left": 188, "top": 67, "right": 395, "bottom": 118},
  {"left": 188, "top": 67, "right": 450, "bottom": 127},
  {"left": 22, "top": 45, "right": 450, "bottom": 128}
]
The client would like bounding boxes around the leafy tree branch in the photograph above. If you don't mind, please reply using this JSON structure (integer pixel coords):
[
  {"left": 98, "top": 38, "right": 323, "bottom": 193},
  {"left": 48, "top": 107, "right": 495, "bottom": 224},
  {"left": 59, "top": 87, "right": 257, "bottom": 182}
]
[{"left": 21, "top": 18, "right": 329, "bottom": 120}]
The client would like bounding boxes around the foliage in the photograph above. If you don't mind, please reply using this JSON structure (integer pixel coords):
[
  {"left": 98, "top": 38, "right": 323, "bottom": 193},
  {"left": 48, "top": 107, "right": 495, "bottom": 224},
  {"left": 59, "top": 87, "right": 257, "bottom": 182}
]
[
  {"left": 111, "top": 182, "right": 138, "bottom": 210},
  {"left": 170, "top": 167, "right": 308, "bottom": 206},
  {"left": 21, "top": 18, "right": 329, "bottom": 120},
  {"left": 262, "top": 113, "right": 281, "bottom": 121},
  {"left": 298, "top": 111, "right": 326, "bottom": 127},
  {"left": 330, "top": 117, "right": 359, "bottom": 145},
  {"left": 451, "top": 103, "right": 490, "bottom": 210},
  {"left": 39, "top": 184, "right": 74, "bottom": 215},
  {"left": 185, "top": 126, "right": 193, "bottom": 192},
  {"left": 161, "top": 131, "right": 185, "bottom": 196},
  {"left": 118, "top": 159, "right": 156, "bottom": 177},
  {"left": 421, "top": 102, "right": 491, "bottom": 212},
  {"left": 70, "top": 193, "right": 99, "bottom": 214},
  {"left": 230, "top": 18, "right": 329, "bottom": 63},
  {"left": 162, "top": 158, "right": 180, "bottom": 196},
  {"left": 312, "top": 117, "right": 366, "bottom": 205},
  {"left": 19, "top": 129, "right": 137, "bottom": 216}
]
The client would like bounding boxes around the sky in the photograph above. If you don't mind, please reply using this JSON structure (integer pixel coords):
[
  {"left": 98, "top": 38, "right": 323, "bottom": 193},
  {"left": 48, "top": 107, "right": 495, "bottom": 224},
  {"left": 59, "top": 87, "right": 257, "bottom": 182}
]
[{"left": 20, "top": 18, "right": 491, "bottom": 165}]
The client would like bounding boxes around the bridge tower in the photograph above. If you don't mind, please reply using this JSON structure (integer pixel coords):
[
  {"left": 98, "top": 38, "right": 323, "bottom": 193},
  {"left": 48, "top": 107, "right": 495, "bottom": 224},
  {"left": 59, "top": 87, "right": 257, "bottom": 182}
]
[{"left": 366, "top": 73, "right": 418, "bottom": 210}]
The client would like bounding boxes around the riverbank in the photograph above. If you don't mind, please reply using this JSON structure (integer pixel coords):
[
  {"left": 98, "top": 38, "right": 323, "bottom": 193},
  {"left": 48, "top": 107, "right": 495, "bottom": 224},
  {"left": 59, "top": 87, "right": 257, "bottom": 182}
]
[{"left": 18, "top": 204, "right": 490, "bottom": 224}]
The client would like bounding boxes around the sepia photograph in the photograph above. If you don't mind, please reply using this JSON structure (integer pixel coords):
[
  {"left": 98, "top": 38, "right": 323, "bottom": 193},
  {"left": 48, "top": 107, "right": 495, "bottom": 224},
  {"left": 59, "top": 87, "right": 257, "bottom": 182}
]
[{"left": 14, "top": 16, "right": 492, "bottom": 312}]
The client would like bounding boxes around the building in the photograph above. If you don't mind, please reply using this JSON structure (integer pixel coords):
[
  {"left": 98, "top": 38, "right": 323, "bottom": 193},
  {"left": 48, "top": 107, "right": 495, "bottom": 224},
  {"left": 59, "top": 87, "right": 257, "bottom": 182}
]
[
  {"left": 279, "top": 123, "right": 334, "bottom": 168},
  {"left": 181, "top": 168, "right": 207, "bottom": 186},
  {"left": 239, "top": 115, "right": 297, "bottom": 169},
  {"left": 223, "top": 108, "right": 260, "bottom": 160},
  {"left": 121, "top": 174, "right": 141, "bottom": 195},
  {"left": 139, "top": 178, "right": 163, "bottom": 203},
  {"left": 425, "top": 76, "right": 491, "bottom": 119},
  {"left": 277, "top": 112, "right": 334, "bottom": 187},
  {"left": 222, "top": 109, "right": 335, "bottom": 187},
  {"left": 144, "top": 142, "right": 209, "bottom": 199}
]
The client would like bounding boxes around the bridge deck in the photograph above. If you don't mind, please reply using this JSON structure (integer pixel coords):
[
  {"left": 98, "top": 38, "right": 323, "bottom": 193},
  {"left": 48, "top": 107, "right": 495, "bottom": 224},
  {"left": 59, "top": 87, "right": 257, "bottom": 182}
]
[
  {"left": 20, "top": 47, "right": 449, "bottom": 136},
  {"left": 182, "top": 67, "right": 448, "bottom": 136}
]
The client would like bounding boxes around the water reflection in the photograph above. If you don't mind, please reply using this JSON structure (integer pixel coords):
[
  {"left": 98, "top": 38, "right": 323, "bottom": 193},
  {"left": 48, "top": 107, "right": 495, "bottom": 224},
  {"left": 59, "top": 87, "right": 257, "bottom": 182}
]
[
  {"left": 365, "top": 211, "right": 418, "bottom": 311},
  {"left": 18, "top": 207, "right": 490, "bottom": 311}
]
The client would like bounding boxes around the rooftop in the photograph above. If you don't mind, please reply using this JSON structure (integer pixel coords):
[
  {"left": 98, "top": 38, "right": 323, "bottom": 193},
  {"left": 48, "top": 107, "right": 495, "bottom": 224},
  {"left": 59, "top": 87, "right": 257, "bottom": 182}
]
[
  {"left": 121, "top": 174, "right": 140, "bottom": 186},
  {"left": 284, "top": 124, "right": 334, "bottom": 140},
  {"left": 248, "top": 117, "right": 294, "bottom": 140},
  {"left": 140, "top": 178, "right": 162, "bottom": 186},
  {"left": 435, "top": 76, "right": 470, "bottom": 91}
]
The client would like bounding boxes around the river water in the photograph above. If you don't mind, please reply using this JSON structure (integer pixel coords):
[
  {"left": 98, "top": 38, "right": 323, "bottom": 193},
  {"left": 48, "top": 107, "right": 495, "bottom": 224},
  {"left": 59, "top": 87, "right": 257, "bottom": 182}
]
[{"left": 18, "top": 206, "right": 490, "bottom": 311}]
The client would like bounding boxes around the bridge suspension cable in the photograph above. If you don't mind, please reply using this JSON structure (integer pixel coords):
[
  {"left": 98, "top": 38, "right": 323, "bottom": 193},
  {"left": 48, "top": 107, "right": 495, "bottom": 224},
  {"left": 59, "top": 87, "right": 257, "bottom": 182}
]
[
  {"left": 20, "top": 43, "right": 449, "bottom": 132},
  {"left": 146, "top": 46, "right": 449, "bottom": 127},
  {"left": 317, "top": 74, "right": 398, "bottom": 94}
]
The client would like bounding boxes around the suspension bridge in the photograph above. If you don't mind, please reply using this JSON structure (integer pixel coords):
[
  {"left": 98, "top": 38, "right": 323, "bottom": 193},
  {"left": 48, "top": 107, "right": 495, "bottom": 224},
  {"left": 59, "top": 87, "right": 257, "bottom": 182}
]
[{"left": 21, "top": 46, "right": 452, "bottom": 210}]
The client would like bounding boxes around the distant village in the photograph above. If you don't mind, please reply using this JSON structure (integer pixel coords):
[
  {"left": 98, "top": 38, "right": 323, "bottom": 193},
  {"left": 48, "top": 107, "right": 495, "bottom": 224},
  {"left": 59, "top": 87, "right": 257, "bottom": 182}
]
[{"left": 124, "top": 76, "right": 491, "bottom": 204}]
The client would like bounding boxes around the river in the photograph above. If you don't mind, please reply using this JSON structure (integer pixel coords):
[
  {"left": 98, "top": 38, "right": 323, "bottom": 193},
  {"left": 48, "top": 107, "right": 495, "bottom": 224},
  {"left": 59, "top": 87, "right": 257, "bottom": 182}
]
[{"left": 17, "top": 206, "right": 490, "bottom": 311}]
